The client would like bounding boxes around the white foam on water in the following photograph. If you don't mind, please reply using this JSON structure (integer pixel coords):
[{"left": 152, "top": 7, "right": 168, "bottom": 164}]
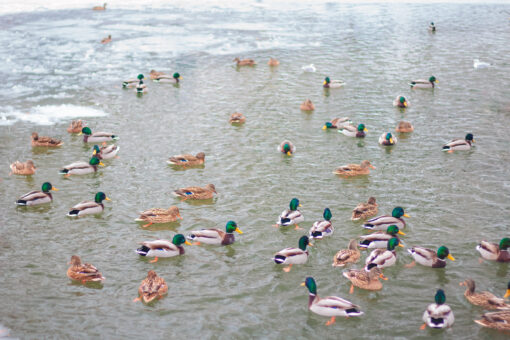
[{"left": 0, "top": 104, "right": 108, "bottom": 126}]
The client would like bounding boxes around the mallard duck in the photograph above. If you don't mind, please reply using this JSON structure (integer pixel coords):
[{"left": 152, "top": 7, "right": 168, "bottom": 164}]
[
  {"left": 460, "top": 279, "right": 510, "bottom": 310},
  {"left": 301, "top": 277, "right": 363, "bottom": 326},
  {"left": 378, "top": 132, "right": 397, "bottom": 146},
  {"left": 365, "top": 238, "right": 403, "bottom": 269},
  {"left": 363, "top": 207, "right": 409, "bottom": 230},
  {"left": 134, "top": 270, "right": 168, "bottom": 304},
  {"left": 476, "top": 238, "right": 510, "bottom": 262},
  {"left": 407, "top": 245, "right": 455, "bottom": 268},
  {"left": 229, "top": 113, "right": 246, "bottom": 124},
  {"left": 275, "top": 198, "right": 304, "bottom": 229},
  {"left": 31, "top": 132, "right": 63, "bottom": 147},
  {"left": 59, "top": 156, "right": 104, "bottom": 176},
  {"left": 338, "top": 123, "right": 367, "bottom": 138},
  {"left": 302, "top": 64, "right": 316, "bottom": 72},
  {"left": 395, "top": 121, "right": 414, "bottom": 133},
  {"left": 187, "top": 220, "right": 242, "bottom": 246},
  {"left": 67, "top": 192, "right": 110, "bottom": 217},
  {"left": 300, "top": 99, "right": 315, "bottom": 111},
  {"left": 332, "top": 239, "right": 361, "bottom": 267},
  {"left": 421, "top": 289, "right": 454, "bottom": 329},
  {"left": 136, "top": 234, "right": 192, "bottom": 263},
  {"left": 153, "top": 72, "right": 182, "bottom": 84},
  {"left": 309, "top": 208, "right": 333, "bottom": 239},
  {"left": 67, "top": 255, "right": 105, "bottom": 283},
  {"left": 393, "top": 96, "right": 409, "bottom": 108},
  {"left": 323, "top": 77, "right": 345, "bottom": 88},
  {"left": 15, "top": 182, "right": 58, "bottom": 206},
  {"left": 343, "top": 263, "right": 386, "bottom": 293},
  {"left": 92, "top": 144, "right": 119, "bottom": 159},
  {"left": 92, "top": 2, "right": 106, "bottom": 10},
  {"left": 173, "top": 184, "right": 216, "bottom": 200},
  {"left": 273, "top": 235, "right": 312, "bottom": 272},
  {"left": 359, "top": 225, "right": 405, "bottom": 249},
  {"left": 101, "top": 35, "right": 111, "bottom": 44},
  {"left": 167, "top": 152, "right": 205, "bottom": 166},
  {"left": 9, "top": 160, "right": 36, "bottom": 175},
  {"left": 67, "top": 120, "right": 84, "bottom": 133},
  {"left": 410, "top": 76, "right": 438, "bottom": 89},
  {"left": 122, "top": 74, "right": 144, "bottom": 88},
  {"left": 322, "top": 117, "right": 351, "bottom": 130},
  {"left": 428, "top": 22, "right": 436, "bottom": 32},
  {"left": 80, "top": 127, "right": 118, "bottom": 143},
  {"left": 278, "top": 140, "right": 296, "bottom": 156},
  {"left": 268, "top": 58, "right": 279, "bottom": 66},
  {"left": 475, "top": 311, "right": 510, "bottom": 331},
  {"left": 474, "top": 59, "right": 490, "bottom": 69},
  {"left": 351, "top": 197, "right": 378, "bottom": 221},
  {"left": 442, "top": 133, "right": 474, "bottom": 152},
  {"left": 333, "top": 160, "right": 375, "bottom": 177},
  {"left": 234, "top": 58, "right": 256, "bottom": 66},
  {"left": 135, "top": 206, "right": 182, "bottom": 228}
]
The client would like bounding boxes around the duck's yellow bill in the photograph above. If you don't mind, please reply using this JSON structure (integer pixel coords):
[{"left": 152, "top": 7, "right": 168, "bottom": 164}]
[
  {"left": 300, "top": 282, "right": 305, "bottom": 286},
  {"left": 323, "top": 81, "right": 327, "bottom": 85},
  {"left": 99, "top": 162, "right": 105, "bottom": 167},
  {"left": 92, "top": 149, "right": 97, "bottom": 155},
  {"left": 504, "top": 289, "right": 510, "bottom": 298},
  {"left": 403, "top": 213, "right": 410, "bottom": 218},
  {"left": 185, "top": 241, "right": 192, "bottom": 245},
  {"left": 52, "top": 187, "right": 59, "bottom": 191},
  {"left": 299, "top": 204, "right": 302, "bottom": 207},
  {"left": 389, "top": 138, "right": 393, "bottom": 144},
  {"left": 435, "top": 80, "right": 439, "bottom": 83},
  {"left": 404, "top": 102, "right": 408, "bottom": 107},
  {"left": 364, "top": 128, "right": 368, "bottom": 132},
  {"left": 322, "top": 125, "right": 327, "bottom": 130},
  {"left": 78, "top": 132, "right": 82, "bottom": 135},
  {"left": 398, "top": 243, "right": 404, "bottom": 247},
  {"left": 308, "top": 242, "right": 313, "bottom": 247},
  {"left": 105, "top": 197, "right": 111, "bottom": 201},
  {"left": 472, "top": 139, "right": 476, "bottom": 143},
  {"left": 179, "top": 76, "right": 183, "bottom": 79},
  {"left": 286, "top": 151, "right": 291, "bottom": 156},
  {"left": 398, "top": 231, "right": 406, "bottom": 235},
  {"left": 235, "top": 228, "right": 243, "bottom": 234},
  {"left": 447, "top": 254, "right": 455, "bottom": 261}
]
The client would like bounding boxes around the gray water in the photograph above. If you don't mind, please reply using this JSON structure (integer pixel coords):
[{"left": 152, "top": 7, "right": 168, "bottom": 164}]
[{"left": 1, "top": 1, "right": 510, "bottom": 339}]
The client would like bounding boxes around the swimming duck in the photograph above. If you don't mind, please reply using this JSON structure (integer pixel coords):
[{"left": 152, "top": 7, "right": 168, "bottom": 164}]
[
  {"left": 421, "top": 289, "right": 454, "bottom": 329},
  {"left": 442, "top": 133, "right": 474, "bottom": 152},
  {"left": 395, "top": 121, "right": 414, "bottom": 133},
  {"left": 322, "top": 117, "right": 351, "bottom": 130},
  {"left": 67, "top": 192, "right": 110, "bottom": 217},
  {"left": 234, "top": 58, "right": 256, "bottom": 66},
  {"left": 31, "top": 132, "right": 63, "bottom": 147},
  {"left": 301, "top": 277, "right": 363, "bottom": 326},
  {"left": 332, "top": 239, "right": 361, "bottom": 267},
  {"left": 342, "top": 263, "right": 386, "bottom": 293},
  {"left": 67, "top": 255, "right": 105, "bottom": 283},
  {"left": 407, "top": 245, "right": 455, "bottom": 268},
  {"left": 428, "top": 22, "right": 436, "bottom": 32},
  {"left": 9, "top": 160, "right": 36, "bottom": 175},
  {"left": 300, "top": 99, "right": 315, "bottom": 111},
  {"left": 273, "top": 235, "right": 312, "bottom": 272},
  {"left": 309, "top": 208, "right": 333, "bottom": 239},
  {"left": 92, "top": 144, "right": 119, "bottom": 160},
  {"left": 153, "top": 72, "right": 182, "bottom": 84},
  {"left": 134, "top": 270, "right": 168, "bottom": 304},
  {"left": 167, "top": 152, "right": 205, "bottom": 166},
  {"left": 67, "top": 120, "right": 84, "bottom": 133},
  {"left": 365, "top": 237, "right": 403, "bottom": 269},
  {"left": 475, "top": 311, "right": 510, "bottom": 331},
  {"left": 378, "top": 132, "right": 397, "bottom": 146},
  {"left": 80, "top": 127, "right": 118, "bottom": 143},
  {"left": 229, "top": 113, "right": 246, "bottom": 124},
  {"left": 123, "top": 74, "right": 144, "bottom": 88},
  {"left": 351, "top": 197, "right": 378, "bottom": 221},
  {"left": 92, "top": 3, "right": 106, "bottom": 10},
  {"left": 187, "top": 220, "right": 242, "bottom": 246},
  {"left": 410, "top": 76, "right": 437, "bottom": 89},
  {"left": 323, "top": 77, "right": 345, "bottom": 88},
  {"left": 338, "top": 123, "right": 367, "bottom": 138},
  {"left": 473, "top": 59, "right": 490, "bottom": 69},
  {"left": 278, "top": 140, "right": 296, "bottom": 156},
  {"left": 363, "top": 207, "right": 409, "bottom": 231},
  {"left": 101, "top": 35, "right": 111, "bottom": 44},
  {"left": 173, "top": 184, "right": 216, "bottom": 200},
  {"left": 333, "top": 160, "right": 375, "bottom": 177},
  {"left": 268, "top": 58, "right": 280, "bottom": 66},
  {"left": 59, "top": 156, "right": 104, "bottom": 176},
  {"left": 359, "top": 225, "right": 405, "bottom": 249},
  {"left": 135, "top": 206, "right": 182, "bottom": 228},
  {"left": 393, "top": 96, "right": 409, "bottom": 108},
  {"left": 275, "top": 198, "right": 304, "bottom": 229},
  {"left": 476, "top": 238, "right": 510, "bottom": 262},
  {"left": 15, "top": 182, "right": 58, "bottom": 206},
  {"left": 302, "top": 64, "right": 316, "bottom": 72},
  {"left": 459, "top": 279, "right": 510, "bottom": 310},
  {"left": 136, "top": 234, "right": 192, "bottom": 263}
]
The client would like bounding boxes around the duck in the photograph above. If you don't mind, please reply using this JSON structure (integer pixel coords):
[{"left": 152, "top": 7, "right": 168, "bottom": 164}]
[
  {"left": 351, "top": 197, "right": 378, "bottom": 221},
  {"left": 9, "top": 160, "right": 36, "bottom": 175},
  {"left": 395, "top": 121, "right": 414, "bottom": 133},
  {"left": 173, "top": 184, "right": 216, "bottom": 200},
  {"left": 300, "top": 99, "right": 315, "bottom": 111},
  {"left": 234, "top": 58, "right": 256, "bottom": 66},
  {"left": 359, "top": 225, "right": 405, "bottom": 249},
  {"left": 273, "top": 235, "right": 312, "bottom": 272},
  {"left": 136, "top": 234, "right": 192, "bottom": 263},
  {"left": 92, "top": 144, "right": 119, "bottom": 159},
  {"left": 134, "top": 270, "right": 168, "bottom": 304},
  {"left": 302, "top": 64, "right": 316, "bottom": 72},
  {"left": 67, "top": 255, "right": 105, "bottom": 283},
  {"left": 459, "top": 279, "right": 510, "bottom": 310},
  {"left": 123, "top": 74, "right": 144, "bottom": 88},
  {"left": 442, "top": 133, "right": 474, "bottom": 152},
  {"left": 322, "top": 117, "right": 351, "bottom": 130},
  {"left": 59, "top": 156, "right": 104, "bottom": 176},
  {"left": 473, "top": 59, "right": 490, "bottom": 69},
  {"left": 476, "top": 238, "right": 510, "bottom": 262},
  {"left": 323, "top": 77, "right": 345, "bottom": 89},
  {"left": 15, "top": 182, "right": 58, "bottom": 206},
  {"left": 67, "top": 192, "right": 110, "bottom": 217},
  {"left": 378, "top": 132, "right": 397, "bottom": 146},
  {"left": 229, "top": 113, "right": 246, "bottom": 124},
  {"left": 428, "top": 22, "right": 436, "bottom": 32},
  {"left": 332, "top": 239, "right": 361, "bottom": 267},
  {"left": 342, "top": 263, "right": 386, "bottom": 293},
  {"left": 167, "top": 152, "right": 205, "bottom": 166},
  {"left": 268, "top": 58, "right": 280, "bottom": 66},
  {"left": 100, "top": 35, "right": 111, "bottom": 44},
  {"left": 365, "top": 238, "right": 403, "bottom": 269},
  {"left": 421, "top": 289, "right": 454, "bottom": 329},
  {"left": 135, "top": 206, "right": 182, "bottom": 228},
  {"left": 309, "top": 208, "right": 333, "bottom": 239},
  {"left": 275, "top": 198, "right": 304, "bottom": 229},
  {"left": 31, "top": 132, "right": 63, "bottom": 147},
  {"left": 407, "top": 245, "right": 455, "bottom": 268},
  {"left": 187, "top": 220, "right": 242, "bottom": 246},
  {"left": 301, "top": 277, "right": 363, "bottom": 326},
  {"left": 333, "top": 160, "right": 375, "bottom": 177},
  {"left": 338, "top": 123, "right": 367, "bottom": 138},
  {"left": 92, "top": 2, "right": 106, "bottom": 10},
  {"left": 153, "top": 72, "right": 182, "bottom": 84},
  {"left": 393, "top": 96, "right": 409, "bottom": 108},
  {"left": 278, "top": 140, "right": 296, "bottom": 156},
  {"left": 410, "top": 76, "right": 438, "bottom": 89},
  {"left": 363, "top": 207, "right": 409, "bottom": 231},
  {"left": 67, "top": 119, "right": 84, "bottom": 133},
  {"left": 80, "top": 127, "right": 118, "bottom": 144},
  {"left": 475, "top": 311, "right": 510, "bottom": 331}
]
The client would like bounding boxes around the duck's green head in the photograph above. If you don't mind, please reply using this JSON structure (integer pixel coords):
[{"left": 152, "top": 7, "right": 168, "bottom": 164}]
[
  {"left": 92, "top": 145, "right": 101, "bottom": 156},
  {"left": 173, "top": 72, "right": 181, "bottom": 80},
  {"left": 283, "top": 143, "right": 292, "bottom": 155},
  {"left": 385, "top": 132, "right": 393, "bottom": 143},
  {"left": 298, "top": 235, "right": 312, "bottom": 250},
  {"left": 225, "top": 220, "right": 243, "bottom": 234},
  {"left": 301, "top": 277, "right": 317, "bottom": 295},
  {"left": 434, "top": 289, "right": 446, "bottom": 305},
  {"left": 42, "top": 182, "right": 58, "bottom": 192},
  {"left": 429, "top": 76, "right": 437, "bottom": 83},
  {"left": 172, "top": 233, "right": 192, "bottom": 246},
  {"left": 323, "top": 122, "right": 333, "bottom": 130},
  {"left": 430, "top": 22, "right": 435, "bottom": 26},
  {"left": 137, "top": 74, "right": 144, "bottom": 80},
  {"left": 89, "top": 156, "right": 104, "bottom": 167},
  {"left": 323, "top": 207, "right": 332, "bottom": 221},
  {"left": 324, "top": 77, "right": 331, "bottom": 84},
  {"left": 387, "top": 237, "right": 403, "bottom": 250},
  {"left": 399, "top": 96, "right": 406, "bottom": 104},
  {"left": 437, "top": 246, "right": 455, "bottom": 261},
  {"left": 289, "top": 198, "right": 301, "bottom": 211},
  {"left": 81, "top": 127, "right": 92, "bottom": 135},
  {"left": 386, "top": 225, "right": 405, "bottom": 236},
  {"left": 499, "top": 238, "right": 510, "bottom": 250},
  {"left": 465, "top": 133, "right": 474, "bottom": 143},
  {"left": 94, "top": 192, "right": 110, "bottom": 203},
  {"left": 358, "top": 123, "right": 367, "bottom": 132},
  {"left": 391, "top": 207, "right": 410, "bottom": 218}
]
